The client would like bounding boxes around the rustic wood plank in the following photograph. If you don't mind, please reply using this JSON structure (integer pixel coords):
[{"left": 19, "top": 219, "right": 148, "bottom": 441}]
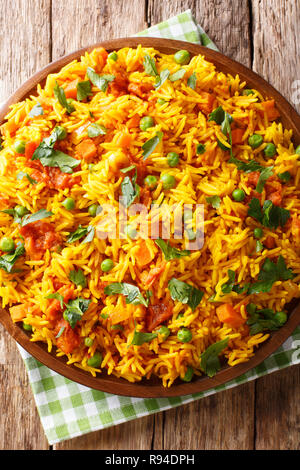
[
  {"left": 255, "top": 365, "right": 300, "bottom": 450},
  {"left": 55, "top": 415, "right": 155, "bottom": 450},
  {"left": 148, "top": 0, "right": 252, "bottom": 66},
  {"left": 252, "top": 0, "right": 300, "bottom": 113},
  {"left": 160, "top": 383, "right": 255, "bottom": 449},
  {"left": 0, "top": 0, "right": 51, "bottom": 450},
  {"left": 51, "top": 0, "right": 147, "bottom": 60}
]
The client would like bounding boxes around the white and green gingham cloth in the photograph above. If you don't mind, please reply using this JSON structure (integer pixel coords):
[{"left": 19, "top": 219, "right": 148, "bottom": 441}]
[{"left": 16, "top": 10, "right": 300, "bottom": 445}]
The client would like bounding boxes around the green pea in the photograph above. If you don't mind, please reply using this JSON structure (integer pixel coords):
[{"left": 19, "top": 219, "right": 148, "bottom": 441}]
[
  {"left": 140, "top": 116, "right": 154, "bottom": 131},
  {"left": 166, "top": 152, "right": 180, "bottom": 167},
  {"left": 23, "top": 322, "right": 32, "bottom": 331},
  {"left": 0, "top": 237, "right": 15, "bottom": 252},
  {"left": 14, "top": 140, "right": 26, "bottom": 154},
  {"left": 14, "top": 205, "right": 29, "bottom": 217},
  {"left": 232, "top": 188, "right": 246, "bottom": 202},
  {"left": 242, "top": 89, "right": 254, "bottom": 96},
  {"left": 157, "top": 98, "right": 166, "bottom": 105},
  {"left": 125, "top": 225, "right": 137, "bottom": 240},
  {"left": 101, "top": 258, "right": 114, "bottom": 272},
  {"left": 84, "top": 337, "right": 94, "bottom": 347},
  {"left": 248, "top": 134, "right": 263, "bottom": 149},
  {"left": 253, "top": 227, "right": 263, "bottom": 239},
  {"left": 157, "top": 325, "right": 170, "bottom": 341},
  {"left": 274, "top": 311, "right": 287, "bottom": 325},
  {"left": 108, "top": 51, "right": 118, "bottom": 62},
  {"left": 62, "top": 197, "right": 75, "bottom": 210},
  {"left": 88, "top": 204, "right": 100, "bottom": 217},
  {"left": 182, "top": 366, "right": 194, "bottom": 382},
  {"left": 295, "top": 145, "right": 300, "bottom": 155},
  {"left": 161, "top": 173, "right": 176, "bottom": 190},
  {"left": 87, "top": 352, "right": 102, "bottom": 368},
  {"left": 177, "top": 327, "right": 192, "bottom": 343},
  {"left": 144, "top": 175, "right": 158, "bottom": 190},
  {"left": 174, "top": 50, "right": 190, "bottom": 65},
  {"left": 264, "top": 143, "right": 276, "bottom": 157},
  {"left": 54, "top": 126, "right": 67, "bottom": 140}
]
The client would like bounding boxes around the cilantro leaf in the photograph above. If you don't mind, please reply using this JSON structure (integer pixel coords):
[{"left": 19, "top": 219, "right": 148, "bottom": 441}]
[
  {"left": 169, "top": 68, "right": 186, "bottom": 82},
  {"left": 82, "top": 226, "right": 95, "bottom": 244},
  {"left": 229, "top": 156, "right": 264, "bottom": 173},
  {"left": 86, "top": 67, "right": 115, "bottom": 92},
  {"left": 68, "top": 268, "right": 87, "bottom": 288},
  {"left": 120, "top": 173, "right": 140, "bottom": 208},
  {"left": 104, "top": 282, "right": 148, "bottom": 307},
  {"left": 168, "top": 278, "right": 204, "bottom": 311},
  {"left": 130, "top": 328, "right": 157, "bottom": 346},
  {"left": 187, "top": 72, "right": 197, "bottom": 89},
  {"left": 246, "top": 304, "right": 287, "bottom": 335},
  {"left": 0, "top": 242, "right": 25, "bottom": 273},
  {"left": 256, "top": 166, "right": 274, "bottom": 193},
  {"left": 63, "top": 298, "right": 91, "bottom": 328},
  {"left": 53, "top": 81, "right": 75, "bottom": 113},
  {"left": 208, "top": 106, "right": 225, "bottom": 125},
  {"left": 87, "top": 123, "right": 107, "bottom": 138},
  {"left": 155, "top": 238, "right": 190, "bottom": 261},
  {"left": 196, "top": 143, "right": 206, "bottom": 155},
  {"left": 29, "top": 103, "right": 44, "bottom": 118},
  {"left": 154, "top": 69, "right": 170, "bottom": 89},
  {"left": 277, "top": 171, "right": 291, "bottom": 183},
  {"left": 76, "top": 80, "right": 92, "bottom": 101},
  {"left": 143, "top": 54, "right": 158, "bottom": 77},
  {"left": 142, "top": 131, "right": 163, "bottom": 160},
  {"left": 206, "top": 196, "right": 221, "bottom": 209},
  {"left": 248, "top": 198, "right": 290, "bottom": 229},
  {"left": 248, "top": 255, "right": 295, "bottom": 294},
  {"left": 200, "top": 338, "right": 229, "bottom": 377},
  {"left": 221, "top": 270, "right": 236, "bottom": 294},
  {"left": 55, "top": 326, "right": 65, "bottom": 338},
  {"left": 21, "top": 209, "right": 53, "bottom": 227},
  {"left": 67, "top": 225, "right": 88, "bottom": 243}
]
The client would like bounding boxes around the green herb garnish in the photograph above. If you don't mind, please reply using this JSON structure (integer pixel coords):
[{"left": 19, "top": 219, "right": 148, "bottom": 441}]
[
  {"left": 29, "top": 103, "right": 44, "bottom": 118},
  {"left": 68, "top": 268, "right": 87, "bottom": 288},
  {"left": 187, "top": 72, "right": 197, "bottom": 89},
  {"left": 168, "top": 278, "right": 204, "bottom": 311},
  {"left": 169, "top": 68, "right": 186, "bottom": 82},
  {"left": 53, "top": 81, "right": 75, "bottom": 113},
  {"left": 21, "top": 209, "right": 53, "bottom": 227},
  {"left": 76, "top": 80, "right": 92, "bottom": 101},
  {"left": 86, "top": 67, "right": 115, "bottom": 92},
  {"left": 200, "top": 338, "right": 229, "bottom": 377},
  {"left": 0, "top": 242, "right": 25, "bottom": 273},
  {"left": 104, "top": 282, "right": 148, "bottom": 307},
  {"left": 87, "top": 123, "right": 107, "bottom": 138},
  {"left": 142, "top": 131, "right": 163, "bottom": 160},
  {"left": 63, "top": 298, "right": 91, "bottom": 329},
  {"left": 155, "top": 238, "right": 190, "bottom": 261},
  {"left": 206, "top": 196, "right": 221, "bottom": 209}
]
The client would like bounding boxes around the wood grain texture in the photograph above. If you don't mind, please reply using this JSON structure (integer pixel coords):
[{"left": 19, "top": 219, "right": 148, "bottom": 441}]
[
  {"left": 51, "top": 0, "right": 147, "bottom": 60},
  {"left": 148, "top": 0, "right": 252, "bottom": 66},
  {"left": 0, "top": 0, "right": 51, "bottom": 450},
  {"left": 252, "top": 0, "right": 300, "bottom": 113}
]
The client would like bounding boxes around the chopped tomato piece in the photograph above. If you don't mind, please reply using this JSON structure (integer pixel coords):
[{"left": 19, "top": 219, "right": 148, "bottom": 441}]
[
  {"left": 216, "top": 303, "right": 245, "bottom": 328},
  {"left": 55, "top": 319, "right": 80, "bottom": 354},
  {"left": 116, "top": 133, "right": 131, "bottom": 148},
  {"left": 64, "top": 79, "right": 79, "bottom": 99},
  {"left": 76, "top": 138, "right": 97, "bottom": 161},
  {"left": 231, "top": 128, "right": 245, "bottom": 145},
  {"left": 25, "top": 141, "right": 39, "bottom": 159},
  {"left": 94, "top": 47, "right": 108, "bottom": 72},
  {"left": 139, "top": 187, "right": 152, "bottom": 209},
  {"left": 264, "top": 236, "right": 276, "bottom": 249},
  {"left": 10, "top": 303, "right": 30, "bottom": 322},
  {"left": 46, "top": 284, "right": 74, "bottom": 322},
  {"left": 109, "top": 307, "right": 131, "bottom": 325},
  {"left": 109, "top": 73, "right": 129, "bottom": 97},
  {"left": 197, "top": 93, "right": 215, "bottom": 115},
  {"left": 128, "top": 82, "right": 154, "bottom": 99},
  {"left": 142, "top": 261, "right": 166, "bottom": 288},
  {"left": 127, "top": 114, "right": 140, "bottom": 129},
  {"left": 268, "top": 190, "right": 282, "bottom": 206},
  {"left": 247, "top": 171, "right": 260, "bottom": 187},
  {"left": 135, "top": 240, "right": 155, "bottom": 267},
  {"left": 20, "top": 220, "right": 61, "bottom": 260},
  {"left": 146, "top": 303, "right": 173, "bottom": 332}
]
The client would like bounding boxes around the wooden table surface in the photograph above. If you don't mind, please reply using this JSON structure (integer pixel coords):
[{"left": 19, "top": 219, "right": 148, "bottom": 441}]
[{"left": 0, "top": 0, "right": 299, "bottom": 450}]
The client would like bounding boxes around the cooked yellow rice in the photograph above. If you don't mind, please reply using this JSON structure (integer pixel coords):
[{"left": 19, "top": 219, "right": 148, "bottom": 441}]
[{"left": 0, "top": 45, "right": 299, "bottom": 387}]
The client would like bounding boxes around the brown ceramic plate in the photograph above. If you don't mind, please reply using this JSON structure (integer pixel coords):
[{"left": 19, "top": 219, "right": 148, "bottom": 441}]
[{"left": 0, "top": 38, "right": 299, "bottom": 398}]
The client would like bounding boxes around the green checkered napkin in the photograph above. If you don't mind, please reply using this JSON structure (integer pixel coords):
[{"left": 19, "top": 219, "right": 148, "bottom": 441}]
[{"left": 16, "top": 9, "right": 300, "bottom": 444}]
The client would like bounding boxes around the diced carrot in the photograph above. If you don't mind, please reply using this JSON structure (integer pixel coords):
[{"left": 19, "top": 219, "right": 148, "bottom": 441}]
[
  {"left": 64, "top": 79, "right": 79, "bottom": 99},
  {"left": 264, "top": 236, "right": 276, "bottom": 249},
  {"left": 231, "top": 128, "right": 245, "bottom": 145},
  {"left": 142, "top": 261, "right": 167, "bottom": 288},
  {"left": 46, "top": 284, "right": 74, "bottom": 322},
  {"left": 109, "top": 307, "right": 131, "bottom": 325},
  {"left": 128, "top": 82, "right": 153, "bottom": 99},
  {"left": 135, "top": 240, "right": 155, "bottom": 267},
  {"left": 76, "top": 138, "right": 97, "bottom": 160},
  {"left": 197, "top": 92, "right": 215, "bottom": 115},
  {"left": 25, "top": 141, "right": 39, "bottom": 159},
  {"left": 116, "top": 133, "right": 131, "bottom": 148},
  {"left": 10, "top": 303, "right": 30, "bottom": 322},
  {"left": 55, "top": 319, "right": 80, "bottom": 354},
  {"left": 260, "top": 100, "right": 280, "bottom": 121},
  {"left": 216, "top": 303, "right": 246, "bottom": 328},
  {"left": 94, "top": 47, "right": 108, "bottom": 71},
  {"left": 3, "top": 119, "right": 18, "bottom": 135},
  {"left": 127, "top": 114, "right": 140, "bottom": 129}
]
